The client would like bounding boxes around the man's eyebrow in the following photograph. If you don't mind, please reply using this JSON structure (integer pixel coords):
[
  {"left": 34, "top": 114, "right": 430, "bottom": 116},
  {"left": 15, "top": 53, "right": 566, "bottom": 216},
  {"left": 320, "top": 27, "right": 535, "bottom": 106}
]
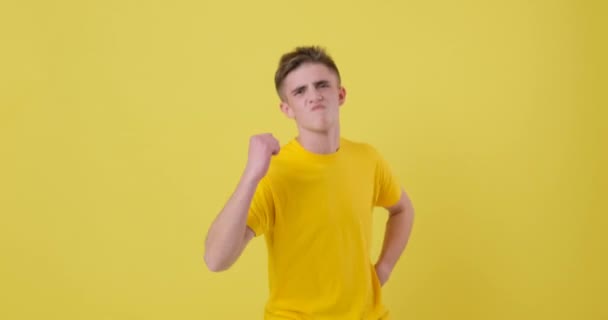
[
  {"left": 290, "top": 80, "right": 331, "bottom": 95},
  {"left": 291, "top": 85, "right": 306, "bottom": 95}
]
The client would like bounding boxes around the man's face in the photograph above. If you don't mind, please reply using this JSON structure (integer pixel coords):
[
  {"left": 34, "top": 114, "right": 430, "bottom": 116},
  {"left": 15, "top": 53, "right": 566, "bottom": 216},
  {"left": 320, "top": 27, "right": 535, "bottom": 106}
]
[{"left": 280, "top": 63, "right": 346, "bottom": 134}]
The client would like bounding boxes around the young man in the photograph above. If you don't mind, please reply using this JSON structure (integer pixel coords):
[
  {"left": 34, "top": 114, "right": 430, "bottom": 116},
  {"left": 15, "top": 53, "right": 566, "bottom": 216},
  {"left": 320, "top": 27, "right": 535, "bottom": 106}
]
[{"left": 205, "top": 46, "right": 415, "bottom": 319}]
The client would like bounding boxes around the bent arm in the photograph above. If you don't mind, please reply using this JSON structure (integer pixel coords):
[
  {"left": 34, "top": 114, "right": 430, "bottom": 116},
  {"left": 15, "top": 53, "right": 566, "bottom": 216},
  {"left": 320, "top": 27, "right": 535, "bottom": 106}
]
[
  {"left": 204, "top": 173, "right": 258, "bottom": 272},
  {"left": 375, "top": 189, "right": 415, "bottom": 284}
]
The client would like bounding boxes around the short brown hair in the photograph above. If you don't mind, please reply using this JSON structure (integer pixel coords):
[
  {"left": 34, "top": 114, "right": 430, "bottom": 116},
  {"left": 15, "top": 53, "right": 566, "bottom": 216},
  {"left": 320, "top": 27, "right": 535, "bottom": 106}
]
[{"left": 274, "top": 46, "right": 341, "bottom": 98}]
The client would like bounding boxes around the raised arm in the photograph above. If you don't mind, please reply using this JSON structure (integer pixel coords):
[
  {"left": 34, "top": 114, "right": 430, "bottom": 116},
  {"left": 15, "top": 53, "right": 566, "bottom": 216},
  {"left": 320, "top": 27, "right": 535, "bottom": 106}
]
[{"left": 204, "top": 134, "right": 280, "bottom": 272}]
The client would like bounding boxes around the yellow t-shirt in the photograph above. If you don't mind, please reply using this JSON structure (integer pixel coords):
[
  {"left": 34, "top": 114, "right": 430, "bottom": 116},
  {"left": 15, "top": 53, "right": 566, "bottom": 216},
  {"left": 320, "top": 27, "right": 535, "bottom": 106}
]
[{"left": 247, "top": 137, "right": 402, "bottom": 320}]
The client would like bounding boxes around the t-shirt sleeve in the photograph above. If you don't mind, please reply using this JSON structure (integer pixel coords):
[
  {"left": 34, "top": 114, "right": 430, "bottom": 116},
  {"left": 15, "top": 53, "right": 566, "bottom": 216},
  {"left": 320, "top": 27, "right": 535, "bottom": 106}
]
[
  {"left": 246, "top": 177, "right": 274, "bottom": 237},
  {"left": 373, "top": 149, "right": 402, "bottom": 208}
]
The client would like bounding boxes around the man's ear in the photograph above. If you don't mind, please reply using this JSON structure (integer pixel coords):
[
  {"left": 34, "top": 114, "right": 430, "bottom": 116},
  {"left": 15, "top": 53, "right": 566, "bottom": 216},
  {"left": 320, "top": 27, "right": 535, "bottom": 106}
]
[
  {"left": 280, "top": 101, "right": 295, "bottom": 119},
  {"left": 338, "top": 87, "right": 347, "bottom": 106}
]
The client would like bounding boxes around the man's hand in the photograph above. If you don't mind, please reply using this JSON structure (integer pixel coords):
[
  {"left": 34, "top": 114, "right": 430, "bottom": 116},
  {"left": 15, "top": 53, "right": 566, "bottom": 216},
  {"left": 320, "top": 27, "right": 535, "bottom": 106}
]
[
  {"left": 375, "top": 262, "right": 392, "bottom": 287},
  {"left": 243, "top": 133, "right": 280, "bottom": 183}
]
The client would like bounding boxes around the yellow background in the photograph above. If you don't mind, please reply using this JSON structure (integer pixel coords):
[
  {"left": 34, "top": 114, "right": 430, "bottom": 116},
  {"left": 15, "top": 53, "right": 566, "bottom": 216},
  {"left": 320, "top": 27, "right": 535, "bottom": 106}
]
[{"left": 1, "top": 0, "right": 606, "bottom": 319}]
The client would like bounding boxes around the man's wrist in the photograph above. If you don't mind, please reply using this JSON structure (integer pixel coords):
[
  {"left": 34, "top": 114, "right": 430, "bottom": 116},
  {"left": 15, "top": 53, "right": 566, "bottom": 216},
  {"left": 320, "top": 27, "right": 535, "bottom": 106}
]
[
  {"left": 241, "top": 170, "right": 262, "bottom": 187},
  {"left": 375, "top": 260, "right": 393, "bottom": 275}
]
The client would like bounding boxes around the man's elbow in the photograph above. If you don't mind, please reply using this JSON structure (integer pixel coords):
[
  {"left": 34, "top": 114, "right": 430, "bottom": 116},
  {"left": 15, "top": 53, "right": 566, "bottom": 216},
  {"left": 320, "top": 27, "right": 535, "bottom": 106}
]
[
  {"left": 204, "top": 251, "right": 230, "bottom": 272},
  {"left": 404, "top": 204, "right": 415, "bottom": 225}
]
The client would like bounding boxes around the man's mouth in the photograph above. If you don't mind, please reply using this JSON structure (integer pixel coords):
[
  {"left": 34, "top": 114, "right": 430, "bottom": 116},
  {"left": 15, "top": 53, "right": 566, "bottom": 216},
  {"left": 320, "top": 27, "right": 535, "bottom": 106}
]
[{"left": 311, "top": 105, "right": 325, "bottom": 111}]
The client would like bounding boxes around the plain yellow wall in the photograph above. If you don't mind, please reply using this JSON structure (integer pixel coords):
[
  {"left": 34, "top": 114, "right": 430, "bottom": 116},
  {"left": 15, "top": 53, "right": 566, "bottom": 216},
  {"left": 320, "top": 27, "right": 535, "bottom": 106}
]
[{"left": 1, "top": 0, "right": 606, "bottom": 319}]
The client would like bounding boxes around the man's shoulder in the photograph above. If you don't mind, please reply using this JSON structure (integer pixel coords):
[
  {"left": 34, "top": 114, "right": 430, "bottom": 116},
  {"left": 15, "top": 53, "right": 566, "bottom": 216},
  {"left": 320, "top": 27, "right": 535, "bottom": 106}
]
[{"left": 341, "top": 137, "right": 381, "bottom": 158}]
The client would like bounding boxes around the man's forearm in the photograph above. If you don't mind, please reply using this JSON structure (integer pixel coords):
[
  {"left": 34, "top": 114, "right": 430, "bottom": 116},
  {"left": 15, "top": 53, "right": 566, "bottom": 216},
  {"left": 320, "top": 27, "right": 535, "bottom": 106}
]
[
  {"left": 204, "top": 173, "right": 259, "bottom": 271},
  {"left": 376, "top": 203, "right": 415, "bottom": 277}
]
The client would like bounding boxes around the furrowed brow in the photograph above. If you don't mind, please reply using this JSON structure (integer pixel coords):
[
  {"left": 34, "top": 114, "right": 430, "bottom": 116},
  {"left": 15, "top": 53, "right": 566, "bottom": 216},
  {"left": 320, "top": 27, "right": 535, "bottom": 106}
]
[{"left": 291, "top": 85, "right": 306, "bottom": 95}]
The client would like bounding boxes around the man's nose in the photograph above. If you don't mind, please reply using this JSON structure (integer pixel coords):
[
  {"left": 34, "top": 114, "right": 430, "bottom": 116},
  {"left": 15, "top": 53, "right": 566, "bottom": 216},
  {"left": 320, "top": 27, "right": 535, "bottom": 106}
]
[{"left": 307, "top": 88, "right": 323, "bottom": 103}]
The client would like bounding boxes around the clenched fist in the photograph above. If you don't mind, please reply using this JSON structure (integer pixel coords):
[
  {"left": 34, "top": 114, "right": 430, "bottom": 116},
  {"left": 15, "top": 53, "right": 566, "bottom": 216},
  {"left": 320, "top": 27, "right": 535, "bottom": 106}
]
[{"left": 243, "top": 133, "right": 280, "bottom": 183}]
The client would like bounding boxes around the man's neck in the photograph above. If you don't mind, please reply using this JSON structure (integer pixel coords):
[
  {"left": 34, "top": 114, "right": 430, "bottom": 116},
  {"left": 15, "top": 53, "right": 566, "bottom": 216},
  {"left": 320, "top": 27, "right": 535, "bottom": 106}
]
[{"left": 296, "top": 127, "right": 341, "bottom": 155}]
